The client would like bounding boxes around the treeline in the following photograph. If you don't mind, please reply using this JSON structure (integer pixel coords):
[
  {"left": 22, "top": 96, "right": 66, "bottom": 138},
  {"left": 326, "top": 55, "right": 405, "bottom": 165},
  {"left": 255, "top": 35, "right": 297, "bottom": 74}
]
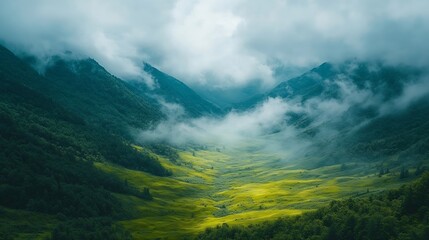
[
  {"left": 196, "top": 173, "right": 429, "bottom": 240},
  {"left": 146, "top": 144, "right": 180, "bottom": 162},
  {"left": 96, "top": 136, "right": 171, "bottom": 176}
]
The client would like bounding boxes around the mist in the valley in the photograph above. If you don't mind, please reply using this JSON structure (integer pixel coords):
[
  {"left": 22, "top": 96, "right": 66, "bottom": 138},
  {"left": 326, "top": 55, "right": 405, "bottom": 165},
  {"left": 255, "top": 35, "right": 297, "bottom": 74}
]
[
  {"left": 2, "top": 0, "right": 428, "bottom": 162},
  {"left": 137, "top": 68, "right": 429, "bottom": 161}
]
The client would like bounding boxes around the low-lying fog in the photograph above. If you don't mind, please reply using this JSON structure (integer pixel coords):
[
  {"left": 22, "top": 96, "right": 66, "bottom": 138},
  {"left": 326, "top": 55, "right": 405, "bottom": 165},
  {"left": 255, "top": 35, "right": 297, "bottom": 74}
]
[{"left": 137, "top": 68, "right": 429, "bottom": 161}]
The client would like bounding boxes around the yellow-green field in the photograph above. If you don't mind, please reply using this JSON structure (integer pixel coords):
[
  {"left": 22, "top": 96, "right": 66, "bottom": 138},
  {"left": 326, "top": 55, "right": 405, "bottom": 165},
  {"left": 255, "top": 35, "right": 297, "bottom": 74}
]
[{"left": 94, "top": 146, "right": 416, "bottom": 240}]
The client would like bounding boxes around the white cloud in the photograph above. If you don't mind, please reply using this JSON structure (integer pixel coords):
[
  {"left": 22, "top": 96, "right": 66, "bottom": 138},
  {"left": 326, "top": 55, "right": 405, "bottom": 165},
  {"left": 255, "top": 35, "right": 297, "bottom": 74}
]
[
  {"left": 1, "top": 0, "right": 428, "bottom": 92},
  {"left": 136, "top": 71, "right": 429, "bottom": 159},
  {"left": 138, "top": 97, "right": 290, "bottom": 146},
  {"left": 380, "top": 76, "right": 429, "bottom": 114}
]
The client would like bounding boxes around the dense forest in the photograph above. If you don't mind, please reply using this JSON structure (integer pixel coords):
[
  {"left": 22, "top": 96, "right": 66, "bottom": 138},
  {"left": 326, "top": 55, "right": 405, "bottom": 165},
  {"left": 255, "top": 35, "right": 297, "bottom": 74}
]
[
  {"left": 0, "top": 46, "right": 169, "bottom": 239},
  {"left": 197, "top": 172, "right": 429, "bottom": 240}
]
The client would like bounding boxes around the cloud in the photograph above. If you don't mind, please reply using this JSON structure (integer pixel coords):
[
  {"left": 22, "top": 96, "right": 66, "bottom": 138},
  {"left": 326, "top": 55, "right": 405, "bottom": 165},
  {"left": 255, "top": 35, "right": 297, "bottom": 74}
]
[
  {"left": 136, "top": 69, "right": 429, "bottom": 161},
  {"left": 138, "top": 97, "right": 291, "bottom": 146},
  {"left": 1, "top": 0, "right": 428, "bottom": 94},
  {"left": 380, "top": 75, "right": 429, "bottom": 114}
]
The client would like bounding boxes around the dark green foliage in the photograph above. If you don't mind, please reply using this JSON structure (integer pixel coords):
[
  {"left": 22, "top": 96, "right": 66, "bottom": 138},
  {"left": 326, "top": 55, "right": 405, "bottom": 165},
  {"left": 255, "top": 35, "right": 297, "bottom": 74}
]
[
  {"left": 0, "top": 46, "right": 172, "bottom": 221},
  {"left": 378, "top": 168, "right": 389, "bottom": 177},
  {"left": 349, "top": 99, "right": 429, "bottom": 160},
  {"left": 309, "top": 98, "right": 429, "bottom": 167},
  {"left": 95, "top": 136, "right": 171, "bottom": 176},
  {"left": 0, "top": 46, "right": 180, "bottom": 240},
  {"left": 0, "top": 206, "right": 58, "bottom": 240},
  {"left": 0, "top": 80, "right": 146, "bottom": 217},
  {"left": 146, "top": 144, "right": 180, "bottom": 162},
  {"left": 0, "top": 44, "right": 163, "bottom": 138},
  {"left": 42, "top": 58, "right": 164, "bottom": 136},
  {"left": 141, "top": 187, "right": 153, "bottom": 200},
  {"left": 196, "top": 173, "right": 429, "bottom": 240},
  {"left": 400, "top": 167, "right": 410, "bottom": 179},
  {"left": 0, "top": 44, "right": 170, "bottom": 176},
  {"left": 416, "top": 165, "right": 427, "bottom": 176},
  {"left": 51, "top": 218, "right": 132, "bottom": 240}
]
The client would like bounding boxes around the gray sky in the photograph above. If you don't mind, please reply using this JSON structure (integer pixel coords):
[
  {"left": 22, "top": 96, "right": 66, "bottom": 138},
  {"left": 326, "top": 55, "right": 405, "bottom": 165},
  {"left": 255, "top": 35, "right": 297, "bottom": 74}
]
[{"left": 1, "top": 0, "right": 428, "bottom": 92}]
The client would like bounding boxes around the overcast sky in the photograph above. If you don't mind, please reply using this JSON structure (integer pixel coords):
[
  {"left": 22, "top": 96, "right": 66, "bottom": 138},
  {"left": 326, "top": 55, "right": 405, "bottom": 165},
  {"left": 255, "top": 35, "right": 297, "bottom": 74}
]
[{"left": 1, "top": 0, "right": 428, "bottom": 92}]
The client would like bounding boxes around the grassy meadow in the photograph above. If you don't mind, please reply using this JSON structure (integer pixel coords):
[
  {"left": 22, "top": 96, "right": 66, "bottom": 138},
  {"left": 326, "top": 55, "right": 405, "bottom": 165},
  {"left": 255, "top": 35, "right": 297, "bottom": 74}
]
[{"left": 93, "top": 145, "right": 417, "bottom": 240}]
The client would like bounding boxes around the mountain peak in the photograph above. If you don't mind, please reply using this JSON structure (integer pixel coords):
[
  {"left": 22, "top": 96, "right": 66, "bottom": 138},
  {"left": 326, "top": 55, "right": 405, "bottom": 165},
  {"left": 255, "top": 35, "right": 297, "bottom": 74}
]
[{"left": 128, "top": 62, "right": 223, "bottom": 117}]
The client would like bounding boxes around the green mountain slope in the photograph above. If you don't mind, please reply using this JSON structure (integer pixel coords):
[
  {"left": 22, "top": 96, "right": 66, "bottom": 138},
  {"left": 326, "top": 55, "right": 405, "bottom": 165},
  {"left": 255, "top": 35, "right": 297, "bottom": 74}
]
[
  {"left": 237, "top": 61, "right": 421, "bottom": 109},
  {"left": 0, "top": 45, "right": 175, "bottom": 239},
  {"left": 235, "top": 61, "right": 429, "bottom": 164},
  {"left": 42, "top": 58, "right": 164, "bottom": 135},
  {"left": 0, "top": 45, "right": 163, "bottom": 137},
  {"left": 0, "top": 79, "right": 133, "bottom": 238},
  {"left": 128, "top": 63, "right": 223, "bottom": 117},
  {"left": 347, "top": 99, "right": 429, "bottom": 161}
]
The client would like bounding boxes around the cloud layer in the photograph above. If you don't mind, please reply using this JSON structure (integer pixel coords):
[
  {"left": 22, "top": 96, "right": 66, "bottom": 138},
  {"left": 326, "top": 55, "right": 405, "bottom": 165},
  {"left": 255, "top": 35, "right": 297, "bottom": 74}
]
[
  {"left": 1, "top": 0, "right": 428, "bottom": 92},
  {"left": 137, "top": 68, "right": 429, "bottom": 160}
]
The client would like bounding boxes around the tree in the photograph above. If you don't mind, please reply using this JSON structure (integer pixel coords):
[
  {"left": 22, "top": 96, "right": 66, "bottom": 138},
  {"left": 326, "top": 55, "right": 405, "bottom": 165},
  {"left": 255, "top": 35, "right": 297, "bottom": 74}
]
[
  {"left": 400, "top": 167, "right": 409, "bottom": 179},
  {"left": 142, "top": 187, "right": 153, "bottom": 200}
]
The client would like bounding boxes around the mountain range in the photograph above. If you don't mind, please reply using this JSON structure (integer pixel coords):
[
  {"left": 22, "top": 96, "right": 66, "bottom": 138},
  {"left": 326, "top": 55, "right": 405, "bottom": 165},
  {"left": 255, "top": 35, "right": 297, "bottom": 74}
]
[
  {"left": 1, "top": 43, "right": 429, "bottom": 239},
  {"left": 235, "top": 60, "right": 429, "bottom": 165}
]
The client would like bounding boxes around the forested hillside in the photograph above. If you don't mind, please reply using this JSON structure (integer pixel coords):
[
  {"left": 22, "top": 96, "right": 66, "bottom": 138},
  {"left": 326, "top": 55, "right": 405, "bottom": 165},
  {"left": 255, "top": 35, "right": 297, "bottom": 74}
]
[
  {"left": 42, "top": 57, "right": 164, "bottom": 136},
  {"left": 235, "top": 61, "right": 429, "bottom": 167},
  {"left": 0, "top": 45, "right": 170, "bottom": 239}
]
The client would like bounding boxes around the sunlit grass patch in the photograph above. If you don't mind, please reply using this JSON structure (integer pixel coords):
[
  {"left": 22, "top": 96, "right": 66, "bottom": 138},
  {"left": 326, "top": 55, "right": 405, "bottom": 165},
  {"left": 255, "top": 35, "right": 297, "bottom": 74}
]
[{"left": 95, "top": 146, "right": 422, "bottom": 239}]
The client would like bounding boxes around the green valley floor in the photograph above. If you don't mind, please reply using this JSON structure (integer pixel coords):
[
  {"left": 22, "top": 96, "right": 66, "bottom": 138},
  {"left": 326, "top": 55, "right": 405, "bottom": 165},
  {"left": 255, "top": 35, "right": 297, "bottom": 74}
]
[{"left": 93, "top": 145, "right": 418, "bottom": 239}]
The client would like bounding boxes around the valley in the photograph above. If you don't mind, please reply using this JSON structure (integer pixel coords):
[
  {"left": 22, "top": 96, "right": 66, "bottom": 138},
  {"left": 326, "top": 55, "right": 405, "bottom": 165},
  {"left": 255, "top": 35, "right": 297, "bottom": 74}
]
[
  {"left": 0, "top": 19, "right": 428, "bottom": 238},
  {"left": 94, "top": 145, "right": 419, "bottom": 239}
]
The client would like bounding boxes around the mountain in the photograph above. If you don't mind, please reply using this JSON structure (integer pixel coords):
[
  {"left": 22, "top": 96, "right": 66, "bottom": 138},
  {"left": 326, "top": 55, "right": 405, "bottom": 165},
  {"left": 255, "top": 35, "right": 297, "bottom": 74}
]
[
  {"left": 0, "top": 44, "right": 172, "bottom": 238},
  {"left": 234, "top": 62, "right": 334, "bottom": 109},
  {"left": 128, "top": 63, "right": 223, "bottom": 117},
  {"left": 0, "top": 44, "right": 172, "bottom": 173},
  {"left": 236, "top": 61, "right": 421, "bottom": 109},
  {"left": 235, "top": 61, "right": 429, "bottom": 164},
  {"left": 41, "top": 57, "right": 165, "bottom": 136},
  {"left": 0, "top": 48, "right": 167, "bottom": 239},
  {"left": 1, "top": 42, "right": 429, "bottom": 239},
  {"left": 0, "top": 44, "right": 164, "bottom": 137}
]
